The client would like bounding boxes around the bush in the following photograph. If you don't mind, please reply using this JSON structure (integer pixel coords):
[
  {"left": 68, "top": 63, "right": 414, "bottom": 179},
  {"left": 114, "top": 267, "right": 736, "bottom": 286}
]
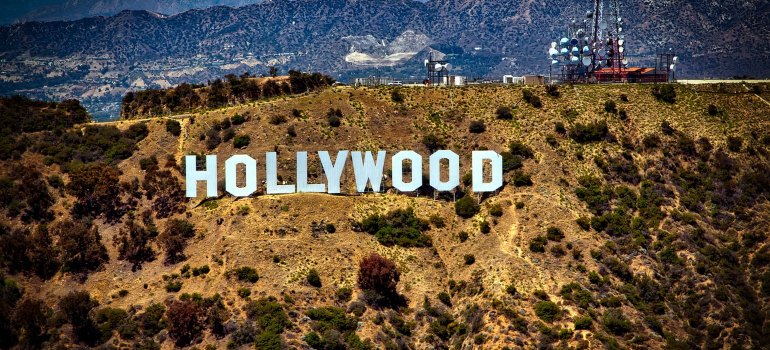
[
  {"left": 422, "top": 133, "right": 446, "bottom": 152},
  {"left": 529, "top": 235, "right": 548, "bottom": 253},
  {"left": 391, "top": 89, "right": 404, "bottom": 103},
  {"left": 727, "top": 136, "right": 742, "bottom": 152},
  {"left": 469, "top": 120, "right": 486, "bottom": 133},
  {"left": 643, "top": 134, "right": 661, "bottom": 149},
  {"left": 545, "top": 85, "right": 560, "bottom": 97},
  {"left": 167, "top": 300, "right": 205, "bottom": 346},
  {"left": 576, "top": 217, "right": 591, "bottom": 231},
  {"left": 327, "top": 108, "right": 343, "bottom": 127},
  {"left": 458, "top": 231, "right": 469, "bottom": 242},
  {"left": 336, "top": 287, "right": 353, "bottom": 302},
  {"left": 506, "top": 285, "right": 518, "bottom": 296},
  {"left": 569, "top": 120, "right": 609, "bottom": 143},
  {"left": 232, "top": 267, "right": 260, "bottom": 283},
  {"left": 165, "top": 119, "right": 181, "bottom": 136},
  {"left": 604, "top": 100, "right": 617, "bottom": 113},
  {"left": 231, "top": 114, "right": 246, "bottom": 125},
  {"left": 455, "top": 196, "right": 480, "bottom": 218},
  {"left": 287, "top": 125, "right": 296, "bottom": 137},
  {"left": 534, "top": 301, "right": 560, "bottom": 322},
  {"left": 546, "top": 227, "right": 564, "bottom": 241},
  {"left": 496, "top": 106, "right": 513, "bottom": 120},
  {"left": 269, "top": 115, "right": 287, "bottom": 125},
  {"left": 237, "top": 288, "right": 251, "bottom": 299},
  {"left": 488, "top": 203, "right": 503, "bottom": 217},
  {"left": 429, "top": 214, "right": 446, "bottom": 228},
  {"left": 438, "top": 291, "right": 452, "bottom": 306},
  {"left": 479, "top": 221, "right": 490, "bottom": 234},
  {"left": 554, "top": 121, "right": 566, "bottom": 134},
  {"left": 67, "top": 163, "right": 125, "bottom": 222},
  {"left": 652, "top": 85, "right": 676, "bottom": 103},
  {"left": 158, "top": 219, "right": 195, "bottom": 264},
  {"left": 52, "top": 220, "right": 108, "bottom": 274},
  {"left": 523, "top": 90, "right": 542, "bottom": 108},
  {"left": 165, "top": 280, "right": 182, "bottom": 292},
  {"left": 464, "top": 254, "right": 476, "bottom": 265},
  {"left": 307, "top": 268, "right": 322, "bottom": 288},
  {"left": 574, "top": 314, "right": 593, "bottom": 330},
  {"left": 508, "top": 141, "right": 535, "bottom": 158},
  {"left": 707, "top": 104, "right": 719, "bottom": 116},
  {"left": 233, "top": 134, "right": 250, "bottom": 148},
  {"left": 601, "top": 309, "right": 631, "bottom": 334},
  {"left": 205, "top": 128, "right": 221, "bottom": 150},
  {"left": 59, "top": 291, "right": 102, "bottom": 345},
  {"left": 114, "top": 219, "right": 157, "bottom": 271},
  {"left": 358, "top": 253, "right": 400, "bottom": 300},
  {"left": 359, "top": 207, "right": 431, "bottom": 247},
  {"left": 512, "top": 171, "right": 533, "bottom": 186}
]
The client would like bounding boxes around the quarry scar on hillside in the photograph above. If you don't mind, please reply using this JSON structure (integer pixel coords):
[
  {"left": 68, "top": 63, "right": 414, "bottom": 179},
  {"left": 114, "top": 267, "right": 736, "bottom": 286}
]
[{"left": 185, "top": 150, "right": 504, "bottom": 197}]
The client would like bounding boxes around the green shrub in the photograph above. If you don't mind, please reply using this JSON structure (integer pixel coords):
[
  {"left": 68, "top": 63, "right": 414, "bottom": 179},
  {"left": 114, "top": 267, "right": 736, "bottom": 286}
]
[
  {"left": 458, "top": 231, "right": 469, "bottom": 242},
  {"left": 604, "top": 100, "right": 617, "bottom": 113},
  {"left": 469, "top": 120, "right": 486, "bottom": 133},
  {"left": 508, "top": 141, "right": 535, "bottom": 158},
  {"left": 496, "top": 106, "right": 513, "bottom": 120},
  {"left": 232, "top": 267, "right": 259, "bottom": 283},
  {"left": 727, "top": 136, "right": 742, "bottom": 152},
  {"left": 534, "top": 301, "right": 560, "bottom": 322},
  {"left": 576, "top": 217, "right": 591, "bottom": 231},
  {"left": 555, "top": 122, "right": 566, "bottom": 134},
  {"left": 233, "top": 135, "right": 250, "bottom": 148},
  {"left": 479, "top": 221, "right": 490, "bottom": 234},
  {"left": 438, "top": 291, "right": 452, "bottom": 306},
  {"left": 512, "top": 171, "right": 533, "bottom": 187},
  {"left": 652, "top": 85, "right": 676, "bottom": 103},
  {"left": 488, "top": 203, "right": 503, "bottom": 217},
  {"left": 391, "top": 89, "right": 404, "bottom": 103},
  {"left": 545, "top": 85, "right": 560, "bottom": 97},
  {"left": 529, "top": 235, "right": 548, "bottom": 252},
  {"left": 336, "top": 287, "right": 353, "bottom": 302},
  {"left": 237, "top": 288, "right": 251, "bottom": 299},
  {"left": 574, "top": 314, "right": 593, "bottom": 330},
  {"left": 455, "top": 196, "right": 480, "bottom": 218},
  {"left": 546, "top": 227, "right": 564, "bottom": 241},
  {"left": 359, "top": 207, "right": 431, "bottom": 247},
  {"left": 165, "top": 119, "right": 182, "bottom": 136},
  {"left": 231, "top": 114, "right": 246, "bottom": 125},
  {"left": 464, "top": 254, "right": 476, "bottom": 265},
  {"left": 506, "top": 285, "right": 518, "bottom": 296},
  {"left": 269, "top": 115, "right": 287, "bottom": 125},
  {"left": 422, "top": 133, "right": 446, "bottom": 152},
  {"left": 165, "top": 280, "right": 182, "bottom": 293},
  {"left": 429, "top": 214, "right": 446, "bottom": 228},
  {"left": 307, "top": 268, "right": 322, "bottom": 288},
  {"left": 602, "top": 309, "right": 631, "bottom": 334},
  {"left": 569, "top": 120, "right": 609, "bottom": 143}
]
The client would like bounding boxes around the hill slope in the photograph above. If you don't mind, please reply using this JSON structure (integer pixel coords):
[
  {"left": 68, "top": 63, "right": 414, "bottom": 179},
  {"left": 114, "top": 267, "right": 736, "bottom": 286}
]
[{"left": 1, "top": 83, "right": 770, "bottom": 349}]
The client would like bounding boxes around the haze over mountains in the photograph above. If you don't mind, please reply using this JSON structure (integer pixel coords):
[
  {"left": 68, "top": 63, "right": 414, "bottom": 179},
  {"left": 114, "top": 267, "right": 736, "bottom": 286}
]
[{"left": 0, "top": 0, "right": 769, "bottom": 119}]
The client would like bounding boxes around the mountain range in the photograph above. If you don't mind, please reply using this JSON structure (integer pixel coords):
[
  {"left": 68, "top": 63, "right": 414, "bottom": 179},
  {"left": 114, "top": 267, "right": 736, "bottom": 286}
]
[{"left": 1, "top": 0, "right": 769, "bottom": 119}]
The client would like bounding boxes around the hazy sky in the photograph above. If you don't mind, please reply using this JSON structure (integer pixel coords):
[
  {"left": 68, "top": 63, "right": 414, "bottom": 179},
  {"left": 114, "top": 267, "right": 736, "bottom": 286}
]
[{"left": 0, "top": 0, "right": 62, "bottom": 24}]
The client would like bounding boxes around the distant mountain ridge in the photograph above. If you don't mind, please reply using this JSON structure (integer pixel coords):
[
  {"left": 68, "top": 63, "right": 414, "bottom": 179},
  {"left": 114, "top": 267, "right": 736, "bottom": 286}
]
[
  {"left": 12, "top": 0, "right": 263, "bottom": 24},
  {"left": 0, "top": 0, "right": 768, "bottom": 119}
]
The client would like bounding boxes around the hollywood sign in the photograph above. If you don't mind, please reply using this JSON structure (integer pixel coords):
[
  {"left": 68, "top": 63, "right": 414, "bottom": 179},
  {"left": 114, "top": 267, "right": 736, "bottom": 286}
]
[{"left": 185, "top": 150, "right": 503, "bottom": 197}]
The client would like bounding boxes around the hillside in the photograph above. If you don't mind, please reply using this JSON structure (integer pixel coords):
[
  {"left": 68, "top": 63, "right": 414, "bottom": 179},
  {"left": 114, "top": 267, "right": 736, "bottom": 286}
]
[
  {"left": 1, "top": 83, "right": 770, "bottom": 349},
  {"left": 1, "top": 0, "right": 770, "bottom": 119}
]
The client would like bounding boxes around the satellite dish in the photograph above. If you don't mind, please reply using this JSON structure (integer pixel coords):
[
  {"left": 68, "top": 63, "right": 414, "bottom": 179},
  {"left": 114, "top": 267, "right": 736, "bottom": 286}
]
[
  {"left": 560, "top": 38, "right": 569, "bottom": 46},
  {"left": 672, "top": 56, "right": 679, "bottom": 63},
  {"left": 549, "top": 48, "right": 559, "bottom": 56},
  {"left": 571, "top": 47, "right": 579, "bottom": 55},
  {"left": 670, "top": 64, "right": 676, "bottom": 71},
  {"left": 434, "top": 63, "right": 443, "bottom": 71},
  {"left": 618, "top": 17, "right": 622, "bottom": 22},
  {"left": 622, "top": 59, "right": 628, "bottom": 65},
  {"left": 551, "top": 42, "right": 557, "bottom": 48},
  {"left": 582, "top": 57, "right": 591, "bottom": 66},
  {"left": 598, "top": 49, "right": 606, "bottom": 57},
  {"left": 618, "top": 27, "right": 623, "bottom": 32},
  {"left": 570, "top": 38, "right": 579, "bottom": 46},
  {"left": 618, "top": 39, "right": 624, "bottom": 46},
  {"left": 445, "top": 63, "right": 452, "bottom": 70},
  {"left": 618, "top": 47, "right": 624, "bottom": 53},
  {"left": 599, "top": 22, "right": 607, "bottom": 30},
  {"left": 571, "top": 56, "right": 579, "bottom": 63},
  {"left": 560, "top": 48, "right": 568, "bottom": 55},
  {"left": 551, "top": 59, "right": 559, "bottom": 65},
  {"left": 583, "top": 46, "right": 590, "bottom": 54}
]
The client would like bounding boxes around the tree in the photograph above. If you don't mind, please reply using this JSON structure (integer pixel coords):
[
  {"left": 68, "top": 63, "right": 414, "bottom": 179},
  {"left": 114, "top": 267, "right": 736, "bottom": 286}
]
[
  {"left": 233, "top": 134, "right": 251, "bottom": 148},
  {"left": 67, "top": 163, "right": 125, "bottom": 222},
  {"left": 59, "top": 291, "right": 101, "bottom": 345},
  {"left": 165, "top": 119, "right": 181, "bottom": 136},
  {"left": 114, "top": 219, "right": 157, "bottom": 271},
  {"left": 269, "top": 66, "right": 278, "bottom": 78},
  {"left": 158, "top": 219, "right": 196, "bottom": 264},
  {"left": 52, "top": 220, "right": 108, "bottom": 274},
  {"left": 455, "top": 196, "right": 480, "bottom": 218},
  {"left": 307, "top": 268, "right": 322, "bottom": 288},
  {"left": 142, "top": 169, "right": 185, "bottom": 219},
  {"left": 358, "top": 253, "right": 400, "bottom": 305},
  {"left": 166, "top": 300, "right": 205, "bottom": 346}
]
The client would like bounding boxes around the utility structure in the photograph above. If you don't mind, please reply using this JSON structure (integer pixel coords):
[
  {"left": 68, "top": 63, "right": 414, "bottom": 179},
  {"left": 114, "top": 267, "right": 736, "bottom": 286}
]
[
  {"left": 548, "top": 0, "right": 629, "bottom": 83},
  {"left": 425, "top": 52, "right": 452, "bottom": 86}
]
